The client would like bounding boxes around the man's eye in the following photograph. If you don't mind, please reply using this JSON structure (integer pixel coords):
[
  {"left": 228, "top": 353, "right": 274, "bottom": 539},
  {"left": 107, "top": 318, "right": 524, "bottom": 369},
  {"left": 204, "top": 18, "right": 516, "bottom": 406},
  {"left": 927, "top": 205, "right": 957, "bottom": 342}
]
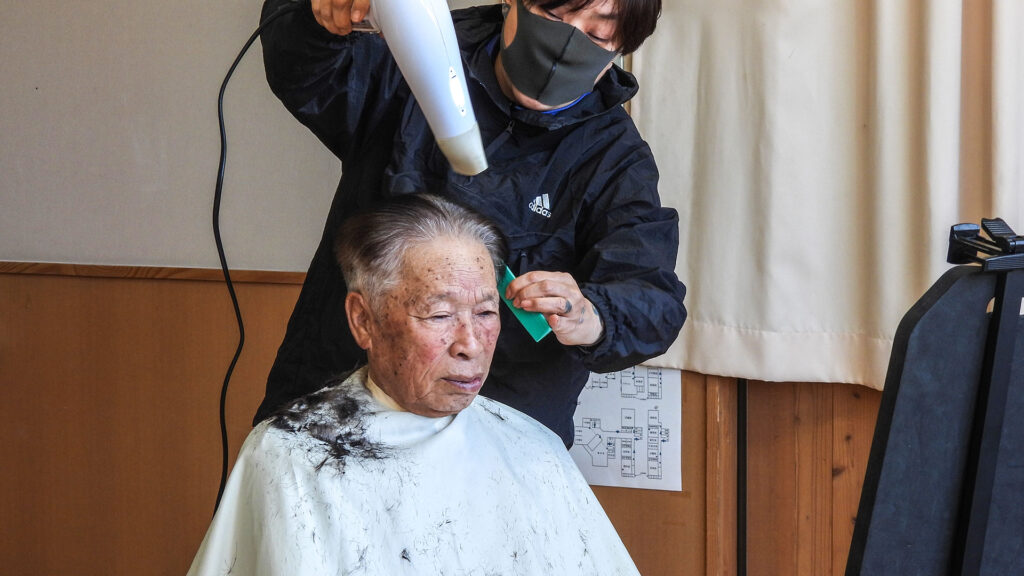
[{"left": 543, "top": 9, "right": 563, "bottom": 21}]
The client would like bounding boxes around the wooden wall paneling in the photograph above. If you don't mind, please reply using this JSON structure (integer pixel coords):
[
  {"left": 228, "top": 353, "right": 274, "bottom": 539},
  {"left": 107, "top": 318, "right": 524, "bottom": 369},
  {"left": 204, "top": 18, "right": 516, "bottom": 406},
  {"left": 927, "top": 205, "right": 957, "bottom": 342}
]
[
  {"left": 591, "top": 370, "right": 708, "bottom": 576},
  {"left": 0, "top": 271, "right": 299, "bottom": 575},
  {"left": 830, "top": 384, "right": 882, "bottom": 574},
  {"left": 746, "top": 380, "right": 796, "bottom": 575},
  {"left": 1, "top": 265, "right": 887, "bottom": 575},
  {"left": 795, "top": 381, "right": 835, "bottom": 576},
  {"left": 746, "top": 380, "right": 835, "bottom": 575},
  {"left": 745, "top": 380, "right": 883, "bottom": 576},
  {"left": 706, "top": 375, "right": 738, "bottom": 576}
]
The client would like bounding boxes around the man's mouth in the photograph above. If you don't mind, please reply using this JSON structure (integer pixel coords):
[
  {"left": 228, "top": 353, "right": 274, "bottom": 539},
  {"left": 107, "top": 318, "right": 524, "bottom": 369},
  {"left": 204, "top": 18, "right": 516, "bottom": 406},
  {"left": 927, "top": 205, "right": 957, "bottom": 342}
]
[{"left": 443, "top": 375, "right": 484, "bottom": 392}]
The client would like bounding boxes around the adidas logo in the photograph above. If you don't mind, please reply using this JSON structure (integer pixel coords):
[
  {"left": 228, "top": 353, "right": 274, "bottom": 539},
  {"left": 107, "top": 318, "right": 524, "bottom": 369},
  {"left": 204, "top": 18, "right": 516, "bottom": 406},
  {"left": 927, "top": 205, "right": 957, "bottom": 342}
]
[{"left": 529, "top": 194, "right": 552, "bottom": 218}]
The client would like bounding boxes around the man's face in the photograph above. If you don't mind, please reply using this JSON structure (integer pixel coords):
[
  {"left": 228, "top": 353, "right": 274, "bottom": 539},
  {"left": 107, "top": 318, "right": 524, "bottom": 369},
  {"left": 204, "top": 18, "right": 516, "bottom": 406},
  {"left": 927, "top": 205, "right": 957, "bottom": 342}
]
[
  {"left": 351, "top": 237, "right": 501, "bottom": 418},
  {"left": 497, "top": 0, "right": 620, "bottom": 110},
  {"left": 506, "top": 0, "right": 619, "bottom": 53}
]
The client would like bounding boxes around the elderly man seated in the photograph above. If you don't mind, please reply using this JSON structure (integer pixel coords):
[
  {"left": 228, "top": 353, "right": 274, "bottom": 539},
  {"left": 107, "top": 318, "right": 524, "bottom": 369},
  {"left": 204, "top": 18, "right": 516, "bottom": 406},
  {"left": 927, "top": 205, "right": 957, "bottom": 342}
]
[{"left": 188, "top": 194, "right": 640, "bottom": 575}]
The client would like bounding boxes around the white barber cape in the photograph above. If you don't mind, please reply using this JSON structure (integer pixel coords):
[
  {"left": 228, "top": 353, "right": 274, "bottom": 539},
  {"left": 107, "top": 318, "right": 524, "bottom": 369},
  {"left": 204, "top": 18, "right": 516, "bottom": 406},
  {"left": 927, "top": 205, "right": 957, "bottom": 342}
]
[{"left": 188, "top": 368, "right": 639, "bottom": 576}]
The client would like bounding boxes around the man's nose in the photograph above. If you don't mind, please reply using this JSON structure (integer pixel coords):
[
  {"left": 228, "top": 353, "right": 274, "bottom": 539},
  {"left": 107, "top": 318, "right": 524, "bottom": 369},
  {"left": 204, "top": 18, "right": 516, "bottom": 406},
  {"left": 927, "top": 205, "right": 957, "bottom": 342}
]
[{"left": 450, "top": 317, "right": 483, "bottom": 359}]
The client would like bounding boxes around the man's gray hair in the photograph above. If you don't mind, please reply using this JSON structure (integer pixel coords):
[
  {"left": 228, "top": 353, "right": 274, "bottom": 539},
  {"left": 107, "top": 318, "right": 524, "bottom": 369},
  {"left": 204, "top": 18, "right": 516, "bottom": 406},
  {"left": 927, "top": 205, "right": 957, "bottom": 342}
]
[{"left": 333, "top": 194, "right": 508, "bottom": 306}]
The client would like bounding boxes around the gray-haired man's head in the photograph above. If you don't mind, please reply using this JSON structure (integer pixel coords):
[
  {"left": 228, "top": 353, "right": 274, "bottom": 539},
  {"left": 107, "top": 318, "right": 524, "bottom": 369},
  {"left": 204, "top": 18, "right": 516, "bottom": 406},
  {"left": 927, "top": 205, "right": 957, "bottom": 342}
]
[{"left": 334, "top": 194, "right": 508, "bottom": 417}]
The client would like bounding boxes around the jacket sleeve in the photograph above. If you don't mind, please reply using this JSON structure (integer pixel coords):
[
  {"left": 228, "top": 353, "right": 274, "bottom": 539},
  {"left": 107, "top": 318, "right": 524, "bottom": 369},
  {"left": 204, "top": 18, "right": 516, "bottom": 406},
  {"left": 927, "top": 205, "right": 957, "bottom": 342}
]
[
  {"left": 574, "top": 137, "right": 687, "bottom": 373},
  {"left": 259, "top": 0, "right": 409, "bottom": 163}
]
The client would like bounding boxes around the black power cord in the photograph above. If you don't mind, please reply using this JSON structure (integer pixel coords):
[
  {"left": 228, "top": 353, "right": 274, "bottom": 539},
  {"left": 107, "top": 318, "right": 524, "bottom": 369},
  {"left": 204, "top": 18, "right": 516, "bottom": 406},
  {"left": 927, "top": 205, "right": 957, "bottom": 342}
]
[{"left": 212, "top": 0, "right": 306, "bottom": 515}]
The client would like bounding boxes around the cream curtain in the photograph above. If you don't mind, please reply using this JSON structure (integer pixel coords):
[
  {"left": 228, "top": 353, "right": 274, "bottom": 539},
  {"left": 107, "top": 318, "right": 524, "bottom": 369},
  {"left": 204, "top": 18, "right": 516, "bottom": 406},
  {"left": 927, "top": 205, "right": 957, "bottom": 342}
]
[{"left": 633, "top": 0, "right": 1024, "bottom": 389}]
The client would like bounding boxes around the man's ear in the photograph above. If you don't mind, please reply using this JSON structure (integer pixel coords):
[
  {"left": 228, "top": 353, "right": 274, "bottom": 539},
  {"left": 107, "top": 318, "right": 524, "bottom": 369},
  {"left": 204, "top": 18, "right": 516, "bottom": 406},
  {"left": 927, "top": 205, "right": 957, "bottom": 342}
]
[{"left": 345, "top": 292, "right": 374, "bottom": 351}]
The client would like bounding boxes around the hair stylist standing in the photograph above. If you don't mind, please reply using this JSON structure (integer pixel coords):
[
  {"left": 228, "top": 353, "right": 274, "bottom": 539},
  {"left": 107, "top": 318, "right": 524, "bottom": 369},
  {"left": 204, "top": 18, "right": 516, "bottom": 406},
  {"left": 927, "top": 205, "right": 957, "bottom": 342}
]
[{"left": 255, "top": 0, "right": 686, "bottom": 447}]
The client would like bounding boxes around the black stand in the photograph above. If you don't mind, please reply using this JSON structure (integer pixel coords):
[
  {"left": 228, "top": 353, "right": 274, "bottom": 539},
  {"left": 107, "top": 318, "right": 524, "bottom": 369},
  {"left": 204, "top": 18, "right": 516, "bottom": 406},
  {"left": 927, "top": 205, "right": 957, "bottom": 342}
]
[{"left": 846, "top": 218, "right": 1024, "bottom": 576}]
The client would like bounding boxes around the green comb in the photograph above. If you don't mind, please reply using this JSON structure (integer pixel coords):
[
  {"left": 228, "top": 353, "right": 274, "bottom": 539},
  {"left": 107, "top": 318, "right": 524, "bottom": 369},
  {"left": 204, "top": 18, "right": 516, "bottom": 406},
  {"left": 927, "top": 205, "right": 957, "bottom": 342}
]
[{"left": 497, "top": 266, "right": 552, "bottom": 342}]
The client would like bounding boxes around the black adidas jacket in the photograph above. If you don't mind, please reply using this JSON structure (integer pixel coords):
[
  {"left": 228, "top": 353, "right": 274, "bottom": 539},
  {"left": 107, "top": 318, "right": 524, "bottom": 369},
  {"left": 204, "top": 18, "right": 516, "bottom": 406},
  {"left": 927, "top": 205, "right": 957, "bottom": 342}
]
[{"left": 254, "top": 1, "right": 687, "bottom": 446}]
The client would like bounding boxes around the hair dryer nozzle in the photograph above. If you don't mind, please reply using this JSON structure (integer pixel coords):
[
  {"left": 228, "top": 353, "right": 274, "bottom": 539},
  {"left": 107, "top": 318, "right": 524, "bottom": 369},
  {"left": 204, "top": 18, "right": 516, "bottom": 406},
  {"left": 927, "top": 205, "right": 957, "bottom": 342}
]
[{"left": 437, "top": 123, "right": 488, "bottom": 176}]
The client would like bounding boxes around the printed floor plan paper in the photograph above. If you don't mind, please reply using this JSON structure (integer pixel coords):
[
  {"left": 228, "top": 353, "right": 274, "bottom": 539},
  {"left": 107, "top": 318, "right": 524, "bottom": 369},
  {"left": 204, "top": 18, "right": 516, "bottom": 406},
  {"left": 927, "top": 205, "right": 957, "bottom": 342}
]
[{"left": 570, "top": 367, "right": 682, "bottom": 491}]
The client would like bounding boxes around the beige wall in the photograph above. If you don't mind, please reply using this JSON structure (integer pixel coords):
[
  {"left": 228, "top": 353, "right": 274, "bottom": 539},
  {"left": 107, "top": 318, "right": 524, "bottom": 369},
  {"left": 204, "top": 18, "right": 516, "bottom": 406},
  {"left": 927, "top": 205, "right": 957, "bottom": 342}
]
[{"left": 0, "top": 1, "right": 492, "bottom": 272}]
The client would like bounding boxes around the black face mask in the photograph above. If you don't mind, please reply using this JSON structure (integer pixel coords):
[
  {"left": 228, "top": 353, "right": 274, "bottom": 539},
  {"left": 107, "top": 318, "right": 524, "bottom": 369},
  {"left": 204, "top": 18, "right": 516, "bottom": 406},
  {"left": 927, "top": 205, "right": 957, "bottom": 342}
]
[{"left": 499, "top": 0, "right": 618, "bottom": 106}]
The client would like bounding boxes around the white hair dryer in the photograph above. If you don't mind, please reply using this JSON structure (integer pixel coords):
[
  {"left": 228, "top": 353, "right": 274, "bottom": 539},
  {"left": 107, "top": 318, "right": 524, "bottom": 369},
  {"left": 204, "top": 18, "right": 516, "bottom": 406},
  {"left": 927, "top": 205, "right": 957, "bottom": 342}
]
[{"left": 356, "top": 0, "right": 488, "bottom": 175}]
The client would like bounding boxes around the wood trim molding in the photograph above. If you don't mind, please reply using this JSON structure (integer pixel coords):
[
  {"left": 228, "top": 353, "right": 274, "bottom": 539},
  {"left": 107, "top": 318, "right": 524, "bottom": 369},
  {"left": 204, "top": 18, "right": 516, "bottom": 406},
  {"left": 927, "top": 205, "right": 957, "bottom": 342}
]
[{"left": 0, "top": 261, "right": 305, "bottom": 285}]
